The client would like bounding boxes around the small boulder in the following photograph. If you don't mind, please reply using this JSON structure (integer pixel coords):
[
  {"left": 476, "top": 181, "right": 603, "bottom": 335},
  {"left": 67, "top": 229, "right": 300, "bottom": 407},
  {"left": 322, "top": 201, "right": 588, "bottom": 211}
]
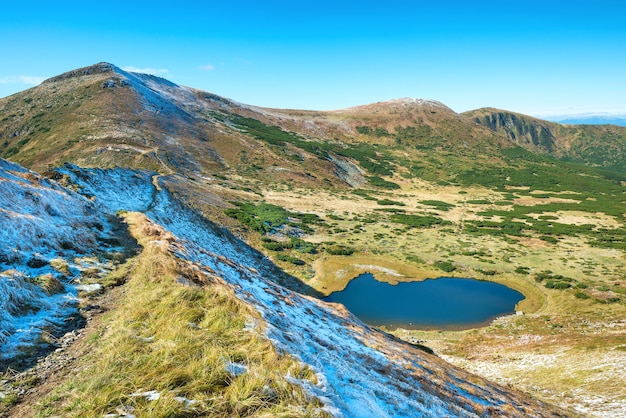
[{"left": 27, "top": 256, "right": 49, "bottom": 268}]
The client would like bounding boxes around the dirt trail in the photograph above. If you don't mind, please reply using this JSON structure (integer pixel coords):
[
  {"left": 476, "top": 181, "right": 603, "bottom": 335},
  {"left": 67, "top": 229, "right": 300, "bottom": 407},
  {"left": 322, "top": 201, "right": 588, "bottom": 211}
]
[{"left": 3, "top": 286, "right": 123, "bottom": 417}]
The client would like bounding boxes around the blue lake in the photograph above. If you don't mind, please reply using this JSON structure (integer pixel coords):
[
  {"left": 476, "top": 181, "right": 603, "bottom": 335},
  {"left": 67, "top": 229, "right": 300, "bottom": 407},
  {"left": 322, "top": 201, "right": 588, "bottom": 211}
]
[{"left": 323, "top": 273, "right": 524, "bottom": 330}]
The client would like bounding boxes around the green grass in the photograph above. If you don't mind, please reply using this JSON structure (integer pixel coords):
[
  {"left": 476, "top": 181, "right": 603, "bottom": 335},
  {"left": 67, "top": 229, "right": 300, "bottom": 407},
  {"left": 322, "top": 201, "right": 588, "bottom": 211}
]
[
  {"left": 389, "top": 213, "right": 452, "bottom": 228},
  {"left": 419, "top": 200, "right": 455, "bottom": 211},
  {"left": 227, "top": 114, "right": 396, "bottom": 178},
  {"left": 225, "top": 201, "right": 325, "bottom": 234}
]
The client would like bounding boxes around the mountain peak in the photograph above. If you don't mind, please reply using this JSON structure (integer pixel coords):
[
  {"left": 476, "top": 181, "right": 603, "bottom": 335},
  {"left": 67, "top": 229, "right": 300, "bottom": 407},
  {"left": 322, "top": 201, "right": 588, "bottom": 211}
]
[
  {"left": 338, "top": 97, "right": 455, "bottom": 114},
  {"left": 382, "top": 97, "right": 450, "bottom": 109},
  {"left": 43, "top": 62, "right": 122, "bottom": 84}
]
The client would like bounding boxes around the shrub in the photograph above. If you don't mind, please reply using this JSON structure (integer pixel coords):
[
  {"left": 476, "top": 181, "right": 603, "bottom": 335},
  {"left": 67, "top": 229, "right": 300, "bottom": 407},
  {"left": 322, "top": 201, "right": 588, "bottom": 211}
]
[
  {"left": 351, "top": 189, "right": 377, "bottom": 200},
  {"left": 419, "top": 200, "right": 455, "bottom": 211},
  {"left": 225, "top": 202, "right": 324, "bottom": 234},
  {"left": 406, "top": 255, "right": 425, "bottom": 264},
  {"left": 545, "top": 280, "right": 572, "bottom": 290},
  {"left": 434, "top": 260, "right": 456, "bottom": 272},
  {"left": 262, "top": 240, "right": 287, "bottom": 251},
  {"left": 275, "top": 254, "right": 306, "bottom": 265},
  {"left": 376, "top": 199, "right": 405, "bottom": 206},
  {"left": 326, "top": 245, "right": 355, "bottom": 256},
  {"left": 540, "top": 235, "right": 559, "bottom": 244},
  {"left": 368, "top": 176, "right": 400, "bottom": 190},
  {"left": 295, "top": 241, "right": 317, "bottom": 254},
  {"left": 515, "top": 266, "right": 530, "bottom": 275},
  {"left": 356, "top": 126, "right": 372, "bottom": 135},
  {"left": 390, "top": 213, "right": 451, "bottom": 228}
]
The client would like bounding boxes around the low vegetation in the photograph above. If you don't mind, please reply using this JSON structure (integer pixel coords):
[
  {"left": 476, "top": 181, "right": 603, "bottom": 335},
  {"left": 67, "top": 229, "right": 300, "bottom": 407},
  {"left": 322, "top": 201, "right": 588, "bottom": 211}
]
[
  {"left": 2, "top": 64, "right": 625, "bottom": 416},
  {"left": 29, "top": 213, "right": 324, "bottom": 417}
]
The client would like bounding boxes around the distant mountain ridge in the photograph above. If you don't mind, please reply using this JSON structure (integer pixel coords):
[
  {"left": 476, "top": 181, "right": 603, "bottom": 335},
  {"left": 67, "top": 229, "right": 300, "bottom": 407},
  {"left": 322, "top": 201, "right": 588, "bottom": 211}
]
[
  {"left": 2, "top": 62, "right": 625, "bottom": 181},
  {"left": 546, "top": 115, "right": 626, "bottom": 127},
  {"left": 465, "top": 107, "right": 626, "bottom": 171}
]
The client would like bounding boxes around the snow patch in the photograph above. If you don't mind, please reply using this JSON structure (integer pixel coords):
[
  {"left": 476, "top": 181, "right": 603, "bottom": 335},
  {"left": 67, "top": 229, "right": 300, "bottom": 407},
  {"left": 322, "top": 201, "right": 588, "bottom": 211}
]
[
  {"left": 56, "top": 164, "right": 553, "bottom": 417},
  {"left": 130, "top": 390, "right": 161, "bottom": 401},
  {"left": 354, "top": 264, "right": 403, "bottom": 277},
  {"left": 224, "top": 361, "right": 248, "bottom": 377},
  {"left": 0, "top": 159, "right": 122, "bottom": 362}
]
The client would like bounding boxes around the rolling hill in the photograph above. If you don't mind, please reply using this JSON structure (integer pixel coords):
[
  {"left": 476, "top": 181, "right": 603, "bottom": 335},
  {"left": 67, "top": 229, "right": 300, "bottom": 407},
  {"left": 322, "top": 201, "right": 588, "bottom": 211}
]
[
  {"left": 466, "top": 108, "right": 626, "bottom": 171},
  {"left": 1, "top": 62, "right": 625, "bottom": 417}
]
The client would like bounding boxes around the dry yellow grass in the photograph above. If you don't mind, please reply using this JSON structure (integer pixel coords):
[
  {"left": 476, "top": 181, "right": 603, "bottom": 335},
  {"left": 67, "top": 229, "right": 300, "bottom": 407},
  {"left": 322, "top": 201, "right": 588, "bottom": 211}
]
[
  {"left": 252, "top": 181, "right": 626, "bottom": 416},
  {"left": 30, "top": 213, "right": 326, "bottom": 417}
]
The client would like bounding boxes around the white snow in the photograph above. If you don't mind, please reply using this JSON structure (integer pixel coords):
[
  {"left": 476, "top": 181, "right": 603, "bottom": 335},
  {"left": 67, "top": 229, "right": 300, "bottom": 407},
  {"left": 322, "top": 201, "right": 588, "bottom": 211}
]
[
  {"left": 75, "top": 283, "right": 103, "bottom": 293},
  {"left": 58, "top": 165, "right": 537, "bottom": 417},
  {"left": 129, "top": 390, "right": 161, "bottom": 401},
  {"left": 0, "top": 270, "right": 77, "bottom": 358},
  {"left": 224, "top": 361, "right": 248, "bottom": 377},
  {"left": 382, "top": 97, "right": 452, "bottom": 110},
  {"left": 0, "top": 159, "right": 121, "bottom": 361},
  {"left": 1, "top": 161, "right": 548, "bottom": 416},
  {"left": 55, "top": 163, "right": 156, "bottom": 213}
]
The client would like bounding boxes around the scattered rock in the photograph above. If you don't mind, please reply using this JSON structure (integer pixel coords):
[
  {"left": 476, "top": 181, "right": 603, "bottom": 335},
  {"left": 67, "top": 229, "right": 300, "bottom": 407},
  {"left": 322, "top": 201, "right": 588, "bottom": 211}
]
[{"left": 27, "top": 256, "right": 49, "bottom": 268}]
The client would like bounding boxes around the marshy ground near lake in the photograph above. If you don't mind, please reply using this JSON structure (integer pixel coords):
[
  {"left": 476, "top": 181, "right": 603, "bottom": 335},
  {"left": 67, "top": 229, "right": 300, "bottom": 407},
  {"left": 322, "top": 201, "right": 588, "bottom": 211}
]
[{"left": 242, "top": 178, "right": 625, "bottom": 416}]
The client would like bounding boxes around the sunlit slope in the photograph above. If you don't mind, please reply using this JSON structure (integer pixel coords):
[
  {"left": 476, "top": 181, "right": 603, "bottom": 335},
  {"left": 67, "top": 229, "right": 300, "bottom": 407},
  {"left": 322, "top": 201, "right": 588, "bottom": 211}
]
[
  {"left": 466, "top": 108, "right": 626, "bottom": 171},
  {"left": 2, "top": 62, "right": 625, "bottom": 195}
]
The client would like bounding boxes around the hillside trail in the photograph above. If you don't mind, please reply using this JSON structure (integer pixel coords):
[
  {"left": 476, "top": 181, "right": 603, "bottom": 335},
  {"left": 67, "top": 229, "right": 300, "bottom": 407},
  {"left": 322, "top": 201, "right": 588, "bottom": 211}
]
[{"left": 4, "top": 285, "right": 124, "bottom": 417}]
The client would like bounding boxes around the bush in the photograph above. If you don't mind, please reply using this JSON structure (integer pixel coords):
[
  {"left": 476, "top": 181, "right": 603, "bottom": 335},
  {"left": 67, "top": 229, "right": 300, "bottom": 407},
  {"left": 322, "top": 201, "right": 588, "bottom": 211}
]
[
  {"left": 419, "top": 200, "right": 455, "bottom": 211},
  {"left": 295, "top": 241, "right": 317, "bottom": 254},
  {"left": 406, "top": 255, "right": 425, "bottom": 264},
  {"left": 326, "top": 245, "right": 355, "bottom": 256},
  {"left": 540, "top": 235, "right": 559, "bottom": 244},
  {"left": 356, "top": 126, "right": 372, "bottom": 135},
  {"left": 351, "top": 189, "right": 377, "bottom": 200},
  {"left": 376, "top": 199, "right": 405, "bottom": 206},
  {"left": 225, "top": 202, "right": 324, "bottom": 234},
  {"left": 515, "top": 266, "right": 530, "bottom": 275},
  {"left": 262, "top": 240, "right": 287, "bottom": 251},
  {"left": 368, "top": 176, "right": 400, "bottom": 190},
  {"left": 390, "top": 213, "right": 451, "bottom": 228},
  {"left": 545, "top": 280, "right": 572, "bottom": 290},
  {"left": 275, "top": 254, "right": 305, "bottom": 265},
  {"left": 434, "top": 260, "right": 456, "bottom": 273}
]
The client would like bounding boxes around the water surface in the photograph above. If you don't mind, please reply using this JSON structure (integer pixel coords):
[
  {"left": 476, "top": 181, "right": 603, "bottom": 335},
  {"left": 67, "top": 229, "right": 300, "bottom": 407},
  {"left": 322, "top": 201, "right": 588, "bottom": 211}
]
[{"left": 323, "top": 274, "right": 524, "bottom": 330}]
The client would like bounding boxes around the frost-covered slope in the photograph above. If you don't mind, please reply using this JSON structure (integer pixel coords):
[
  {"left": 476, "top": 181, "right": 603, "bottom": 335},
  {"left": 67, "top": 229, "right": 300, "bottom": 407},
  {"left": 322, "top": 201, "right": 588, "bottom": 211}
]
[
  {"left": 0, "top": 159, "right": 124, "bottom": 366},
  {"left": 57, "top": 164, "right": 562, "bottom": 417}
]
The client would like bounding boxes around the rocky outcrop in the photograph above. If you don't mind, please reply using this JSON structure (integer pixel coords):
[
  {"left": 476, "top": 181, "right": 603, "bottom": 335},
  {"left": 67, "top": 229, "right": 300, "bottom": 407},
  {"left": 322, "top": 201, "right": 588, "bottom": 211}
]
[
  {"left": 471, "top": 110, "right": 558, "bottom": 153},
  {"left": 327, "top": 152, "right": 367, "bottom": 187},
  {"left": 42, "top": 62, "right": 120, "bottom": 84}
]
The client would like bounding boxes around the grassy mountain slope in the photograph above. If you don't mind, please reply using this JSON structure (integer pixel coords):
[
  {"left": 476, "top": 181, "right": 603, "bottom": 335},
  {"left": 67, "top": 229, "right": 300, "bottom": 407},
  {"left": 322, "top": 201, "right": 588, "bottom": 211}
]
[
  {"left": 466, "top": 108, "right": 626, "bottom": 171},
  {"left": 1, "top": 161, "right": 568, "bottom": 417},
  {"left": 2, "top": 62, "right": 625, "bottom": 416}
]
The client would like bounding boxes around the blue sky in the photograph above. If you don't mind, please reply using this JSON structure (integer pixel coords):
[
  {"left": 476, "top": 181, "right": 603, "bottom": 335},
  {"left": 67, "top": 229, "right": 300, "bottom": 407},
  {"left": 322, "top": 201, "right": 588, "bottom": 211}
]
[{"left": 1, "top": 1, "right": 625, "bottom": 116}]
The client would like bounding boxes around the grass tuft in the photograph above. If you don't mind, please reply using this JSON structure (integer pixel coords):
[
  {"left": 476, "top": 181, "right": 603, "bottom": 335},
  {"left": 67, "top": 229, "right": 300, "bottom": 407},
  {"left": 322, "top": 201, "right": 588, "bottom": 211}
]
[{"left": 34, "top": 213, "right": 325, "bottom": 417}]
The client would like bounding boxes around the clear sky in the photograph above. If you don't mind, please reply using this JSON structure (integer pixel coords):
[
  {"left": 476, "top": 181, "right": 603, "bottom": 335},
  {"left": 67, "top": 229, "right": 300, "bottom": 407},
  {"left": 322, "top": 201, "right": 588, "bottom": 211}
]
[{"left": 1, "top": 1, "right": 625, "bottom": 116}]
